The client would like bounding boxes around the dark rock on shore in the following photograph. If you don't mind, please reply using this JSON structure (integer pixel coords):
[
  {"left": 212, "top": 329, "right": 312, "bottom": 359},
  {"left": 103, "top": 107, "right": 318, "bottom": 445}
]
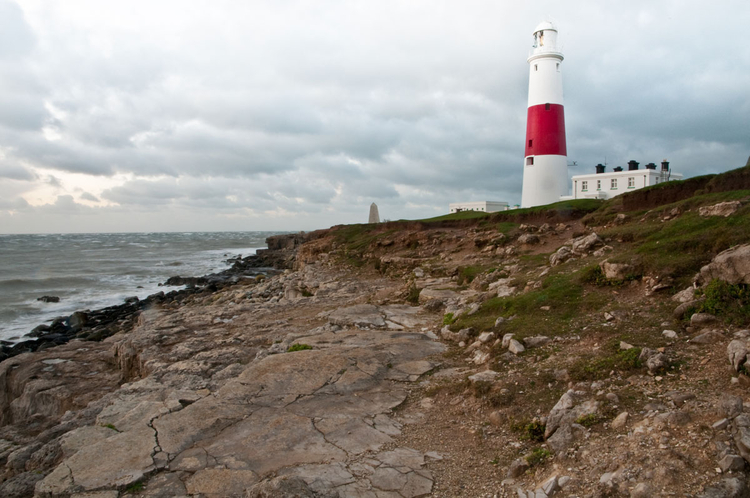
[{"left": 36, "top": 296, "right": 59, "bottom": 303}]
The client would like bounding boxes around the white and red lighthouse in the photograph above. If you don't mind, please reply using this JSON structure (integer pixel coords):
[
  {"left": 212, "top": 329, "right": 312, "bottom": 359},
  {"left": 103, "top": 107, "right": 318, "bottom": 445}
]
[{"left": 521, "top": 21, "right": 569, "bottom": 208}]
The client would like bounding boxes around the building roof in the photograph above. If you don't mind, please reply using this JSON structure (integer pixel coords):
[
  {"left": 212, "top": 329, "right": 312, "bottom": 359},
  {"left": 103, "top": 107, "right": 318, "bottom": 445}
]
[{"left": 533, "top": 21, "right": 557, "bottom": 33}]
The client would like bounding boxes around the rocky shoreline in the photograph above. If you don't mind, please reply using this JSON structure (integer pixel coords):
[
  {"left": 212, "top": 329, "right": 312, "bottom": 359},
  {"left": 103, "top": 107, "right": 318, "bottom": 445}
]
[{"left": 0, "top": 233, "right": 306, "bottom": 364}]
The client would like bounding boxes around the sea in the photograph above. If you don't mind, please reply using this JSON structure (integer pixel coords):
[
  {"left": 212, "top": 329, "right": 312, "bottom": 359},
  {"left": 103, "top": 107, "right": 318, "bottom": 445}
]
[{"left": 0, "top": 231, "right": 281, "bottom": 343}]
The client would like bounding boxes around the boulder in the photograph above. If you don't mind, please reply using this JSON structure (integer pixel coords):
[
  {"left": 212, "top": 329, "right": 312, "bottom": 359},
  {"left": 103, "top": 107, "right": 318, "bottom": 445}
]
[
  {"left": 691, "top": 329, "right": 724, "bottom": 344},
  {"left": 550, "top": 246, "right": 573, "bottom": 266},
  {"left": 517, "top": 234, "right": 540, "bottom": 245},
  {"left": 691, "top": 313, "right": 718, "bottom": 327},
  {"left": 508, "top": 339, "right": 525, "bottom": 355},
  {"left": 523, "top": 336, "right": 550, "bottom": 348},
  {"left": 719, "top": 394, "right": 744, "bottom": 419},
  {"left": 571, "top": 233, "right": 603, "bottom": 254},
  {"left": 699, "top": 201, "right": 741, "bottom": 218},
  {"left": 600, "top": 260, "right": 635, "bottom": 280},
  {"left": 728, "top": 339, "right": 749, "bottom": 371},
  {"left": 646, "top": 353, "right": 668, "bottom": 374},
  {"left": 698, "top": 244, "right": 750, "bottom": 285},
  {"left": 506, "top": 458, "right": 529, "bottom": 478}
]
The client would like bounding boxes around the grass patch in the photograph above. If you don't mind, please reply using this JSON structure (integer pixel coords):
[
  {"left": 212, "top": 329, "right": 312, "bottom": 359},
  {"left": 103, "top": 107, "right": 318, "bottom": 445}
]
[
  {"left": 287, "top": 343, "right": 313, "bottom": 352},
  {"left": 569, "top": 346, "right": 643, "bottom": 381},
  {"left": 575, "top": 413, "right": 603, "bottom": 427},
  {"left": 457, "top": 265, "right": 483, "bottom": 285},
  {"left": 442, "top": 313, "right": 457, "bottom": 326},
  {"left": 452, "top": 270, "right": 608, "bottom": 338},
  {"left": 526, "top": 447, "right": 552, "bottom": 466},
  {"left": 101, "top": 423, "right": 119, "bottom": 432}
]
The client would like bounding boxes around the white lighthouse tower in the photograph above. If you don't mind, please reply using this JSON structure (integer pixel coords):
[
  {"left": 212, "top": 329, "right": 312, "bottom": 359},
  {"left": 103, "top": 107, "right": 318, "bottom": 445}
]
[{"left": 521, "top": 21, "right": 569, "bottom": 208}]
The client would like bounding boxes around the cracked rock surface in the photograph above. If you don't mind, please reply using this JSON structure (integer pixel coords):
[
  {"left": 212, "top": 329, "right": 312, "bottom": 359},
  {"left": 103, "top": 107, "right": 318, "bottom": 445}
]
[{"left": 1, "top": 262, "right": 443, "bottom": 497}]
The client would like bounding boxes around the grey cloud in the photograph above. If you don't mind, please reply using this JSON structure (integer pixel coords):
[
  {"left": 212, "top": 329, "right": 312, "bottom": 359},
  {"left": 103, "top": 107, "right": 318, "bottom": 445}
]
[
  {"left": 79, "top": 191, "right": 99, "bottom": 202},
  {"left": 0, "top": 1, "right": 35, "bottom": 60},
  {"left": 0, "top": 163, "right": 35, "bottom": 181}
]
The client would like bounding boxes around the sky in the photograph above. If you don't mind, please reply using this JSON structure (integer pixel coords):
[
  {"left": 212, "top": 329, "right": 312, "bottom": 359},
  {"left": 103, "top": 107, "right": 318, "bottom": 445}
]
[{"left": 0, "top": 0, "right": 748, "bottom": 234}]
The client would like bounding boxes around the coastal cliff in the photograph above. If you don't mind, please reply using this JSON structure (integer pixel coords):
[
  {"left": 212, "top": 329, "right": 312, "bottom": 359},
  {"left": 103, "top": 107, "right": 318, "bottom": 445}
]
[{"left": 1, "top": 165, "right": 750, "bottom": 497}]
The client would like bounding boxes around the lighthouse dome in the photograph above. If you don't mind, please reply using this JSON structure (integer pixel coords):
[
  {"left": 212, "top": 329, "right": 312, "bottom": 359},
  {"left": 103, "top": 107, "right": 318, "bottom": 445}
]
[{"left": 533, "top": 21, "right": 557, "bottom": 34}]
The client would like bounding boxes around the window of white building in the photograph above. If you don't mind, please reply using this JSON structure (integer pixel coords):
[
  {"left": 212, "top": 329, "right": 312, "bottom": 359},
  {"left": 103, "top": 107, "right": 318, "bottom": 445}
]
[
  {"left": 611, "top": 179, "right": 617, "bottom": 189},
  {"left": 628, "top": 177, "right": 635, "bottom": 188},
  {"left": 596, "top": 180, "right": 601, "bottom": 190},
  {"left": 581, "top": 181, "right": 588, "bottom": 191}
]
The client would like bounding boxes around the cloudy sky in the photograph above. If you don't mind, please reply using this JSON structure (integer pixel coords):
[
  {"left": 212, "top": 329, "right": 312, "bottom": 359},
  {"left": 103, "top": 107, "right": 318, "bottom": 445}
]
[{"left": 0, "top": 0, "right": 748, "bottom": 233}]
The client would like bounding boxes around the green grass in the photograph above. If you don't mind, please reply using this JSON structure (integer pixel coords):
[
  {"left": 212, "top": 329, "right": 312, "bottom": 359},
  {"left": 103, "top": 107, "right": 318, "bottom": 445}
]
[
  {"left": 417, "top": 210, "right": 492, "bottom": 222},
  {"left": 451, "top": 270, "right": 608, "bottom": 338},
  {"left": 442, "top": 313, "right": 457, "bottom": 326},
  {"left": 568, "top": 346, "right": 643, "bottom": 381},
  {"left": 457, "top": 265, "right": 484, "bottom": 285},
  {"left": 416, "top": 199, "right": 602, "bottom": 224},
  {"left": 526, "top": 447, "right": 552, "bottom": 466},
  {"left": 287, "top": 344, "right": 313, "bottom": 352}
]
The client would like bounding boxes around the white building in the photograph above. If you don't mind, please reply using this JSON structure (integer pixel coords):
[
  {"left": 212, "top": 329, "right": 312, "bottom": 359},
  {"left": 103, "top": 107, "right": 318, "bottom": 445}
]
[
  {"left": 571, "top": 160, "right": 683, "bottom": 200},
  {"left": 449, "top": 201, "right": 509, "bottom": 214}
]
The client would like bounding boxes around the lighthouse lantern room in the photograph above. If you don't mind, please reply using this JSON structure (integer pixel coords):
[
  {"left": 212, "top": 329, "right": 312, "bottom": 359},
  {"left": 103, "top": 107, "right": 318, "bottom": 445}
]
[{"left": 521, "top": 21, "right": 569, "bottom": 208}]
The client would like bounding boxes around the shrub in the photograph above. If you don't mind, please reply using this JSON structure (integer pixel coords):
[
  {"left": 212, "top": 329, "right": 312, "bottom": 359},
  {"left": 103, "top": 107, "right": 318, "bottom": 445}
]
[{"left": 695, "top": 279, "right": 750, "bottom": 325}]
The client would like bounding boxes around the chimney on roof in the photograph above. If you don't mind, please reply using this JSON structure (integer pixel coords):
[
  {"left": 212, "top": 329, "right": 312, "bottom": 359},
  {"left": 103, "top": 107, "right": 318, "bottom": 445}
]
[
  {"left": 628, "top": 160, "right": 639, "bottom": 171},
  {"left": 613, "top": 166, "right": 623, "bottom": 172},
  {"left": 645, "top": 163, "right": 657, "bottom": 170},
  {"left": 661, "top": 160, "right": 670, "bottom": 172},
  {"left": 595, "top": 164, "right": 605, "bottom": 174}
]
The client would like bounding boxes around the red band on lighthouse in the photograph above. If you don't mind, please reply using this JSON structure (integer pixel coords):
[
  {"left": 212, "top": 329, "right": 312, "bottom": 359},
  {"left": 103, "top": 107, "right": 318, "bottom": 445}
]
[{"left": 524, "top": 103, "right": 566, "bottom": 157}]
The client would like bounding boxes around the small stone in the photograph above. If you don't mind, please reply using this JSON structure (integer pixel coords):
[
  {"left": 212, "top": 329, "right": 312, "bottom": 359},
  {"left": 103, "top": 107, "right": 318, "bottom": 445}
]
[
  {"left": 495, "top": 317, "right": 507, "bottom": 327},
  {"left": 646, "top": 353, "right": 668, "bottom": 374},
  {"left": 478, "top": 332, "right": 495, "bottom": 343},
  {"left": 611, "top": 412, "right": 629, "bottom": 429},
  {"left": 620, "top": 341, "right": 634, "bottom": 350},
  {"left": 713, "top": 419, "right": 730, "bottom": 430},
  {"left": 508, "top": 339, "right": 525, "bottom": 355},
  {"left": 507, "top": 458, "right": 529, "bottom": 478},
  {"left": 663, "top": 330, "right": 678, "bottom": 339},
  {"left": 540, "top": 306, "right": 550, "bottom": 311},
  {"left": 469, "top": 371, "right": 499, "bottom": 383},
  {"left": 719, "top": 394, "right": 744, "bottom": 419},
  {"left": 502, "top": 333, "right": 514, "bottom": 349}
]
